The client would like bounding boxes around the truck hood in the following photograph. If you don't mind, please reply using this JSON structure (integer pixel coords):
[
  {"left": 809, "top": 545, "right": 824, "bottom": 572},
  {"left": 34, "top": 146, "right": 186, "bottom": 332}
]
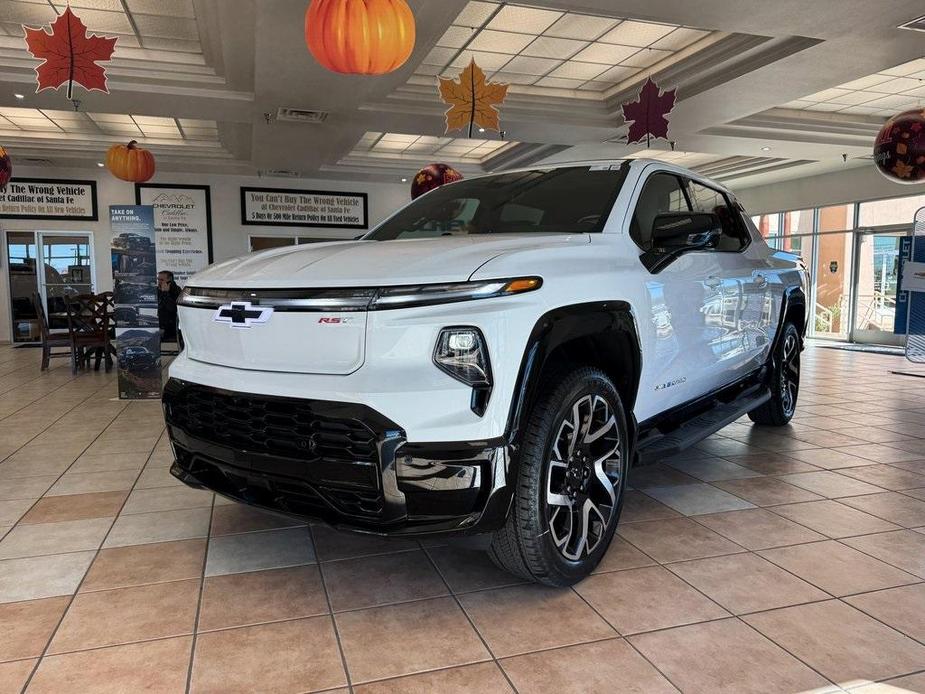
[{"left": 189, "top": 233, "right": 589, "bottom": 288}]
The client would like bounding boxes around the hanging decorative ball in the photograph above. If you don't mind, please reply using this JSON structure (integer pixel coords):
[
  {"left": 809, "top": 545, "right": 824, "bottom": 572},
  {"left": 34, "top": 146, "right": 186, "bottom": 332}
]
[
  {"left": 305, "top": 0, "right": 416, "bottom": 75},
  {"left": 873, "top": 108, "right": 925, "bottom": 184},
  {"left": 105, "top": 140, "right": 155, "bottom": 182},
  {"left": 0, "top": 146, "right": 11, "bottom": 192},
  {"left": 410, "top": 163, "right": 463, "bottom": 200}
]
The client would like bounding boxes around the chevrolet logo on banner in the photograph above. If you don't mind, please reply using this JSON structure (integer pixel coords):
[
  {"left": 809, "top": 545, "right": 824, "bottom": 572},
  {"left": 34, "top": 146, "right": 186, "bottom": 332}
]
[{"left": 213, "top": 301, "right": 273, "bottom": 328}]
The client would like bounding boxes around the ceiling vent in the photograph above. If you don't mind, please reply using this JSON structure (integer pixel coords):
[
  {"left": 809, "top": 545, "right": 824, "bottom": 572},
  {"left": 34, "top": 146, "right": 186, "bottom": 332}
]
[
  {"left": 276, "top": 107, "right": 329, "bottom": 124},
  {"left": 898, "top": 15, "right": 925, "bottom": 32},
  {"left": 259, "top": 169, "right": 302, "bottom": 178}
]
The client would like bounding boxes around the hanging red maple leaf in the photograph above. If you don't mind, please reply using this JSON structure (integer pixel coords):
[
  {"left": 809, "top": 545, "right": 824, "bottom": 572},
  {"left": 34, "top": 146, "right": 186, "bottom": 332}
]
[
  {"left": 23, "top": 7, "right": 117, "bottom": 98},
  {"left": 621, "top": 77, "right": 677, "bottom": 146}
]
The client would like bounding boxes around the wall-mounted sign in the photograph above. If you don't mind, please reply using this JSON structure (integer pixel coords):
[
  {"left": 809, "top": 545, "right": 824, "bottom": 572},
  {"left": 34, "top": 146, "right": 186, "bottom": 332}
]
[
  {"left": 829, "top": 260, "right": 838, "bottom": 273},
  {"left": 0, "top": 178, "right": 97, "bottom": 220},
  {"left": 136, "top": 183, "right": 213, "bottom": 285},
  {"left": 241, "top": 186, "right": 368, "bottom": 229}
]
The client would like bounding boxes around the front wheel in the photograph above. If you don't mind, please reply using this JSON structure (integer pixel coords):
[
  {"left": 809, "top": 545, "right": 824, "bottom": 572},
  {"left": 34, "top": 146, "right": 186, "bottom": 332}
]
[
  {"left": 488, "top": 367, "right": 628, "bottom": 586},
  {"left": 749, "top": 322, "right": 801, "bottom": 426}
]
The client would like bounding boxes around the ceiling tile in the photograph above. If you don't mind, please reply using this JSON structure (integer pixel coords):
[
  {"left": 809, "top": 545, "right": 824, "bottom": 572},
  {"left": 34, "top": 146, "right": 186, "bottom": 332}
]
[
  {"left": 839, "top": 74, "right": 892, "bottom": 90},
  {"left": 651, "top": 27, "right": 709, "bottom": 50},
  {"left": 547, "top": 61, "right": 607, "bottom": 80},
  {"left": 88, "top": 113, "right": 135, "bottom": 123},
  {"left": 780, "top": 99, "right": 817, "bottom": 109},
  {"left": 803, "top": 102, "right": 842, "bottom": 112},
  {"left": 620, "top": 48, "right": 671, "bottom": 68},
  {"left": 836, "top": 105, "right": 883, "bottom": 115},
  {"left": 904, "top": 84, "right": 925, "bottom": 98},
  {"left": 467, "top": 29, "right": 534, "bottom": 54},
  {"left": 577, "top": 81, "right": 611, "bottom": 91},
  {"left": 485, "top": 5, "right": 561, "bottom": 34},
  {"left": 599, "top": 20, "right": 675, "bottom": 47},
  {"left": 47, "top": 7, "right": 132, "bottom": 33},
  {"left": 125, "top": 0, "right": 195, "bottom": 19},
  {"left": 572, "top": 42, "right": 638, "bottom": 65},
  {"left": 868, "top": 76, "right": 923, "bottom": 94},
  {"left": 881, "top": 58, "right": 925, "bottom": 76},
  {"left": 543, "top": 14, "right": 618, "bottom": 41},
  {"left": 53, "top": 0, "right": 123, "bottom": 11},
  {"left": 177, "top": 118, "right": 213, "bottom": 128},
  {"left": 595, "top": 65, "right": 637, "bottom": 83},
  {"left": 488, "top": 71, "right": 539, "bottom": 85},
  {"left": 0, "top": 107, "right": 43, "bottom": 118},
  {"left": 423, "top": 46, "right": 457, "bottom": 66},
  {"left": 863, "top": 93, "right": 918, "bottom": 109},
  {"left": 825, "top": 91, "right": 876, "bottom": 105},
  {"left": 522, "top": 36, "right": 587, "bottom": 60},
  {"left": 380, "top": 133, "right": 419, "bottom": 143},
  {"left": 535, "top": 76, "right": 585, "bottom": 89},
  {"left": 0, "top": 2, "right": 57, "bottom": 25},
  {"left": 455, "top": 1, "right": 499, "bottom": 28},
  {"left": 139, "top": 37, "right": 201, "bottom": 52},
  {"left": 132, "top": 14, "right": 199, "bottom": 40},
  {"left": 808, "top": 87, "right": 852, "bottom": 101},
  {"left": 132, "top": 116, "right": 175, "bottom": 126},
  {"left": 437, "top": 25, "right": 474, "bottom": 48},
  {"left": 450, "top": 50, "right": 511, "bottom": 71},
  {"left": 501, "top": 55, "right": 561, "bottom": 76},
  {"left": 415, "top": 63, "right": 443, "bottom": 76}
]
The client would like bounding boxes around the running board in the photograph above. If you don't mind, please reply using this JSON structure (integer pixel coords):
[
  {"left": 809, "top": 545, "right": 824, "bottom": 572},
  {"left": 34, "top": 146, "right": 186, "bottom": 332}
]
[{"left": 635, "top": 387, "right": 772, "bottom": 465}]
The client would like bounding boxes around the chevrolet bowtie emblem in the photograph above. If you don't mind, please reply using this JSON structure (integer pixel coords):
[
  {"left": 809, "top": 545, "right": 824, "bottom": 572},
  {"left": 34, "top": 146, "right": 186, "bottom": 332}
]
[{"left": 213, "top": 301, "right": 273, "bottom": 328}]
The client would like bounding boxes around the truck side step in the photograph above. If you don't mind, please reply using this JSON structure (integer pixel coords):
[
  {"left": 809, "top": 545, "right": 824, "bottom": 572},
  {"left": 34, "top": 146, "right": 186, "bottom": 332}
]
[{"left": 635, "top": 387, "right": 772, "bottom": 466}]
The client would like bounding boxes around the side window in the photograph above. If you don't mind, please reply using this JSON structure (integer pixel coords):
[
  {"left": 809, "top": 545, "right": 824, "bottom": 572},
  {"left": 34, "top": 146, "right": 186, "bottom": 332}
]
[
  {"left": 630, "top": 173, "right": 690, "bottom": 251},
  {"left": 687, "top": 181, "right": 748, "bottom": 252}
]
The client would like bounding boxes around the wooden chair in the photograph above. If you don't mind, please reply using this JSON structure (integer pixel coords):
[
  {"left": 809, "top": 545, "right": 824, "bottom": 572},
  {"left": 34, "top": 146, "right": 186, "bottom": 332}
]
[
  {"left": 34, "top": 292, "right": 75, "bottom": 371},
  {"left": 65, "top": 294, "right": 114, "bottom": 373}
]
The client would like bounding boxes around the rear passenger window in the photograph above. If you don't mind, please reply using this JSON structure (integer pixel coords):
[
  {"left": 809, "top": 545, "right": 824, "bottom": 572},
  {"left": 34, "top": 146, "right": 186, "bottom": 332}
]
[
  {"left": 630, "top": 173, "right": 690, "bottom": 251},
  {"left": 687, "top": 181, "right": 748, "bottom": 252}
]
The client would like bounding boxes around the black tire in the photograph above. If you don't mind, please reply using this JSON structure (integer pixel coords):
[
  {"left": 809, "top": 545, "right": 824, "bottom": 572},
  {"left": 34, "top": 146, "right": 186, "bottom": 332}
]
[
  {"left": 748, "top": 322, "right": 801, "bottom": 426},
  {"left": 488, "top": 366, "right": 628, "bottom": 586}
]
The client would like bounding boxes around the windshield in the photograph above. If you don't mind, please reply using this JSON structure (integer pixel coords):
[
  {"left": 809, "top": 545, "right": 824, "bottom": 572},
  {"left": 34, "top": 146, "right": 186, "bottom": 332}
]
[{"left": 367, "top": 165, "right": 628, "bottom": 241}]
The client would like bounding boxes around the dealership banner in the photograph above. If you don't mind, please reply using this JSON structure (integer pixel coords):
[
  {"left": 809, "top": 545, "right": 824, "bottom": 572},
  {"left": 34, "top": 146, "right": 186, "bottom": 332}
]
[
  {"left": 0, "top": 178, "right": 97, "bottom": 220},
  {"left": 904, "top": 208, "right": 925, "bottom": 363},
  {"left": 111, "top": 205, "right": 162, "bottom": 399},
  {"left": 241, "top": 186, "right": 368, "bottom": 229},
  {"left": 136, "top": 184, "right": 214, "bottom": 285}
]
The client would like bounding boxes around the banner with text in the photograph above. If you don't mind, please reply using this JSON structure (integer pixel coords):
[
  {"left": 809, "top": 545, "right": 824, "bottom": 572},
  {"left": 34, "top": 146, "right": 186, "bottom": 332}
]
[
  {"left": 241, "top": 187, "right": 368, "bottom": 229},
  {"left": 111, "top": 205, "right": 161, "bottom": 399},
  {"left": 0, "top": 178, "right": 97, "bottom": 220},
  {"left": 136, "top": 184, "right": 213, "bottom": 285}
]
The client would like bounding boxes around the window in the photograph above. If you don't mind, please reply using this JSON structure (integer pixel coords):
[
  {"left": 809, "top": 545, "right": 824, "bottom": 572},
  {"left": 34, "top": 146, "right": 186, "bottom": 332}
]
[
  {"left": 687, "top": 181, "right": 747, "bottom": 251},
  {"left": 858, "top": 193, "right": 925, "bottom": 227},
  {"left": 629, "top": 173, "right": 690, "bottom": 251},
  {"left": 368, "top": 166, "right": 629, "bottom": 241}
]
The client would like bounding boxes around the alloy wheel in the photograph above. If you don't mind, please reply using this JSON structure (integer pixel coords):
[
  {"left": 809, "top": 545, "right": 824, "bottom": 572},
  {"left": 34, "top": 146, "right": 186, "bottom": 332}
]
[
  {"left": 545, "top": 394, "right": 622, "bottom": 561},
  {"left": 780, "top": 332, "right": 800, "bottom": 417}
]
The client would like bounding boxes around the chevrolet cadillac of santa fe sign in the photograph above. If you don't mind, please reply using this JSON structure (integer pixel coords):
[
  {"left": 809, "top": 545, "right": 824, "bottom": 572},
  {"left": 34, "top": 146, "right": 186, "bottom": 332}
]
[{"left": 241, "top": 186, "right": 368, "bottom": 229}]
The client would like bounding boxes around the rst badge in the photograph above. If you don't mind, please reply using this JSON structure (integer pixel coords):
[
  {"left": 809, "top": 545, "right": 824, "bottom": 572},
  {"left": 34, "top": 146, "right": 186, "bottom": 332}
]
[{"left": 213, "top": 301, "right": 273, "bottom": 328}]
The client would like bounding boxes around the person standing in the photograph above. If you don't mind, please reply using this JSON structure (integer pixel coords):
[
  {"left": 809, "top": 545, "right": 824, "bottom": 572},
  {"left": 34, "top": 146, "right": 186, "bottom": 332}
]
[{"left": 157, "top": 270, "right": 181, "bottom": 342}]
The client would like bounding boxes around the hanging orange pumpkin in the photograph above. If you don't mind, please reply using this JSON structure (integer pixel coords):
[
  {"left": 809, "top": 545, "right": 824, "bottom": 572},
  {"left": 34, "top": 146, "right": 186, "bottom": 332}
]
[
  {"left": 105, "top": 140, "right": 155, "bottom": 182},
  {"left": 305, "top": 0, "right": 415, "bottom": 75}
]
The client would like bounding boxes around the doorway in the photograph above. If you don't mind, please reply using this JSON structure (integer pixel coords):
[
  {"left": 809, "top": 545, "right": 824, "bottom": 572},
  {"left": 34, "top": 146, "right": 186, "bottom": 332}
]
[
  {"left": 850, "top": 229, "right": 908, "bottom": 346},
  {"left": 5, "top": 231, "right": 95, "bottom": 343}
]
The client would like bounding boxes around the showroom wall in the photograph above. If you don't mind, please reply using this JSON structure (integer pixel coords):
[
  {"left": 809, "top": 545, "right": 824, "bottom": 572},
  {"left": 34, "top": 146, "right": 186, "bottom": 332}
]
[{"left": 0, "top": 165, "right": 410, "bottom": 343}]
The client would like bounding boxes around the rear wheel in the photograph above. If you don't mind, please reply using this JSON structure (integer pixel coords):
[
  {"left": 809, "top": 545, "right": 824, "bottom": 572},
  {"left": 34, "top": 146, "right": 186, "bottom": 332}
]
[
  {"left": 488, "top": 366, "right": 628, "bottom": 586},
  {"left": 749, "top": 322, "right": 801, "bottom": 426}
]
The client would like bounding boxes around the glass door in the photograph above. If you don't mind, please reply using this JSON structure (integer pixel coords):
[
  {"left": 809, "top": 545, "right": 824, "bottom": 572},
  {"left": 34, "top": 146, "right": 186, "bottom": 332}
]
[
  {"left": 851, "top": 230, "right": 907, "bottom": 346},
  {"left": 5, "top": 231, "right": 40, "bottom": 343},
  {"left": 35, "top": 232, "right": 95, "bottom": 333}
]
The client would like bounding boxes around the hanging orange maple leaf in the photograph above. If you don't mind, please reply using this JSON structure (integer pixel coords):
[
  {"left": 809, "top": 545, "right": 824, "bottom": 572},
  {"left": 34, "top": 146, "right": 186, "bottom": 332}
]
[
  {"left": 438, "top": 60, "right": 509, "bottom": 137},
  {"left": 23, "top": 7, "right": 117, "bottom": 98}
]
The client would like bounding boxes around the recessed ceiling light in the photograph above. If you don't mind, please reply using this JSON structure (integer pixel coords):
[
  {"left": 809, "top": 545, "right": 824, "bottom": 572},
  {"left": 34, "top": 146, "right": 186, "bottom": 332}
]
[
  {"left": 97, "top": 162, "right": 105, "bottom": 167},
  {"left": 761, "top": 146, "right": 771, "bottom": 151},
  {"left": 401, "top": 177, "right": 407, "bottom": 182},
  {"left": 13, "top": 93, "right": 24, "bottom": 100}
]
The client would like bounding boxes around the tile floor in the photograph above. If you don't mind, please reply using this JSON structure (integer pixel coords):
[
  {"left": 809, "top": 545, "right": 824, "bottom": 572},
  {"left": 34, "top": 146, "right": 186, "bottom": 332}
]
[{"left": 0, "top": 343, "right": 924, "bottom": 693}]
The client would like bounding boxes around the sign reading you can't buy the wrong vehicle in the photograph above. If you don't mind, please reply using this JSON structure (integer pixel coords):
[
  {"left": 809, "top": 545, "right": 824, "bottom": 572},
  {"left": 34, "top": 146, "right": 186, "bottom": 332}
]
[
  {"left": 241, "top": 186, "right": 368, "bottom": 229},
  {"left": 0, "top": 178, "right": 97, "bottom": 220}
]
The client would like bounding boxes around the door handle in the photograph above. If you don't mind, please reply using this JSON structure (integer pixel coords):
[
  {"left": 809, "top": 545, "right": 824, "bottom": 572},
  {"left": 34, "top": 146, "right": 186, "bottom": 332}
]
[
  {"left": 753, "top": 273, "right": 768, "bottom": 289},
  {"left": 704, "top": 276, "right": 722, "bottom": 289}
]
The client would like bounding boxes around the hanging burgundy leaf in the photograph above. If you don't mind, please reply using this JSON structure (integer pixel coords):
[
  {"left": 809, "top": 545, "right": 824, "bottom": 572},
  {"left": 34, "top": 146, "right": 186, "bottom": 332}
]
[
  {"left": 23, "top": 7, "right": 117, "bottom": 98},
  {"left": 621, "top": 77, "right": 677, "bottom": 146}
]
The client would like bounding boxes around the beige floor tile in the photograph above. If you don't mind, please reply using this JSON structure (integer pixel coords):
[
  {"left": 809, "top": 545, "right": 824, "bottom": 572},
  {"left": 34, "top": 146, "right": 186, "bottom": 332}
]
[
  {"left": 785, "top": 448, "right": 873, "bottom": 469},
  {"left": 834, "top": 444, "right": 925, "bottom": 464},
  {"left": 120, "top": 485, "right": 213, "bottom": 515},
  {"left": 0, "top": 499, "right": 33, "bottom": 525},
  {"left": 849, "top": 671, "right": 925, "bottom": 692},
  {"left": 426, "top": 546, "right": 526, "bottom": 593},
  {"left": 310, "top": 523, "right": 418, "bottom": 561},
  {"left": 134, "top": 464, "right": 184, "bottom": 489},
  {"left": 67, "top": 452, "right": 148, "bottom": 474},
  {"left": 324, "top": 549, "right": 448, "bottom": 611},
  {"left": 0, "top": 658, "right": 36, "bottom": 694},
  {"left": 642, "top": 483, "right": 756, "bottom": 515},
  {"left": 0, "top": 517, "right": 113, "bottom": 560},
  {"left": 770, "top": 500, "right": 901, "bottom": 538},
  {"left": 744, "top": 600, "right": 925, "bottom": 684},
  {"left": 777, "top": 471, "right": 886, "bottom": 498},
  {"left": 336, "top": 597, "right": 489, "bottom": 683},
  {"left": 668, "top": 553, "right": 829, "bottom": 614},
  {"left": 81, "top": 539, "right": 206, "bottom": 592},
  {"left": 104, "top": 507, "right": 211, "bottom": 548},
  {"left": 0, "top": 475, "right": 57, "bottom": 501},
  {"left": 620, "top": 490, "right": 682, "bottom": 523},
  {"left": 46, "top": 469, "right": 138, "bottom": 497},
  {"left": 356, "top": 663, "right": 513, "bottom": 694},
  {"left": 209, "top": 503, "right": 302, "bottom": 536},
  {"left": 664, "top": 457, "right": 761, "bottom": 481},
  {"left": 695, "top": 508, "right": 825, "bottom": 550},
  {"left": 205, "top": 526, "right": 315, "bottom": 576},
  {"left": 19, "top": 492, "right": 127, "bottom": 525},
  {"left": 191, "top": 616, "right": 346, "bottom": 693},
  {"left": 759, "top": 540, "right": 919, "bottom": 596},
  {"left": 576, "top": 565, "right": 728, "bottom": 634},
  {"left": 48, "top": 578, "right": 199, "bottom": 653},
  {"left": 198, "top": 565, "right": 328, "bottom": 631},
  {"left": 627, "top": 465, "right": 699, "bottom": 489},
  {"left": 460, "top": 584, "right": 616, "bottom": 656},
  {"left": 617, "top": 517, "right": 745, "bottom": 563},
  {"left": 0, "top": 596, "right": 68, "bottom": 662},
  {"left": 845, "top": 583, "right": 925, "bottom": 642},
  {"left": 629, "top": 617, "right": 830, "bottom": 694},
  {"left": 843, "top": 530, "right": 925, "bottom": 578},
  {"left": 0, "top": 552, "right": 95, "bottom": 603},
  {"left": 724, "top": 453, "right": 820, "bottom": 476},
  {"left": 28, "top": 636, "right": 191, "bottom": 694},
  {"left": 714, "top": 477, "right": 824, "bottom": 507},
  {"left": 500, "top": 638, "right": 677, "bottom": 694},
  {"left": 593, "top": 536, "right": 656, "bottom": 573},
  {"left": 837, "top": 465, "right": 925, "bottom": 491},
  {"left": 838, "top": 492, "right": 925, "bottom": 528}
]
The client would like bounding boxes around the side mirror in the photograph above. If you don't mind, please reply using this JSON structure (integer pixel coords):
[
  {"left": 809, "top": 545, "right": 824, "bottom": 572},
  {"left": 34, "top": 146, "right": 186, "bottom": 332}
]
[{"left": 651, "top": 212, "right": 722, "bottom": 252}]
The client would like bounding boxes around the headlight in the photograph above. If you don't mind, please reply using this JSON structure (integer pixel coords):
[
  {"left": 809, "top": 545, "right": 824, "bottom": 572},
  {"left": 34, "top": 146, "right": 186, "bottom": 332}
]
[
  {"left": 370, "top": 277, "right": 541, "bottom": 310},
  {"left": 433, "top": 327, "right": 491, "bottom": 387}
]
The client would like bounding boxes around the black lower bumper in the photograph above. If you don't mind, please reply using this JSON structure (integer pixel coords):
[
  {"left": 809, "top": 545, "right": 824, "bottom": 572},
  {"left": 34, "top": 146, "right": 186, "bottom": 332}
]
[{"left": 163, "top": 379, "right": 513, "bottom": 537}]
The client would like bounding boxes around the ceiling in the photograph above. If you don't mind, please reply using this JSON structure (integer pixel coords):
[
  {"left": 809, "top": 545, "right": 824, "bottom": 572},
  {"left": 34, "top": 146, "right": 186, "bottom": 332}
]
[{"left": 0, "top": 0, "right": 923, "bottom": 191}]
